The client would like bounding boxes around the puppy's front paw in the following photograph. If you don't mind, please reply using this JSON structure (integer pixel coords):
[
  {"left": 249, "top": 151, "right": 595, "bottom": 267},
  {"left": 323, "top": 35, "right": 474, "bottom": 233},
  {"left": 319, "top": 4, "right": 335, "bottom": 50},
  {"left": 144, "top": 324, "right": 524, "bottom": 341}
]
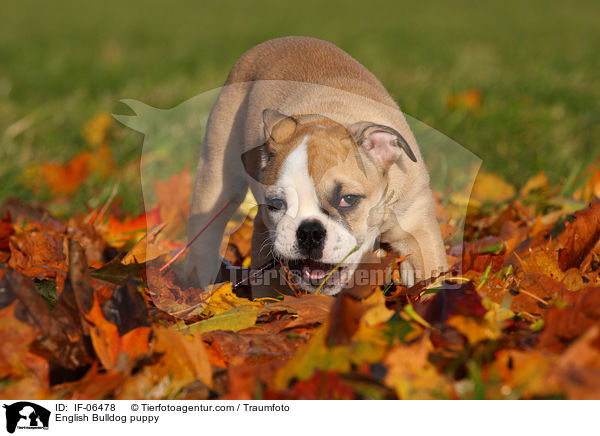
[{"left": 399, "top": 260, "right": 417, "bottom": 288}]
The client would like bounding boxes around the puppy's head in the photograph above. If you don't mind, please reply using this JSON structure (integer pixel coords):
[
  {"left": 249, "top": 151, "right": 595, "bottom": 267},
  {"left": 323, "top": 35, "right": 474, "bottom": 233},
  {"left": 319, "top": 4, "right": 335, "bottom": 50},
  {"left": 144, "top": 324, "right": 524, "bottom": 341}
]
[{"left": 254, "top": 109, "right": 416, "bottom": 295}]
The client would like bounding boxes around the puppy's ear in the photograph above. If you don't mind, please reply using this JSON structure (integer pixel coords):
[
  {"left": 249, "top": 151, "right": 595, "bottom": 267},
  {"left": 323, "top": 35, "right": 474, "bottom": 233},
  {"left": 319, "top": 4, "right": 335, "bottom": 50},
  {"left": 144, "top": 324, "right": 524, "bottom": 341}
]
[
  {"left": 241, "top": 144, "right": 267, "bottom": 183},
  {"left": 242, "top": 110, "right": 297, "bottom": 183},
  {"left": 262, "top": 109, "right": 297, "bottom": 147},
  {"left": 348, "top": 122, "right": 417, "bottom": 169}
]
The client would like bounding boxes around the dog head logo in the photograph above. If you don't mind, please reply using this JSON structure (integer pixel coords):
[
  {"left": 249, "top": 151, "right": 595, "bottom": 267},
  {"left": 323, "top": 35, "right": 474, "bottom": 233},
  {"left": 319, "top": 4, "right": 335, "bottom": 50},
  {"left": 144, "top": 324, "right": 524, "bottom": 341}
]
[{"left": 3, "top": 402, "right": 50, "bottom": 433}]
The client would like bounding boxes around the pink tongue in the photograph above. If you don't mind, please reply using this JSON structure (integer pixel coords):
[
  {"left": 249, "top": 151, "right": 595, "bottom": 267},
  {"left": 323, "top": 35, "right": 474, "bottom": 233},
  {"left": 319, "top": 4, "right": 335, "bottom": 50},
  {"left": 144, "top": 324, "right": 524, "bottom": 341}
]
[{"left": 302, "top": 265, "right": 328, "bottom": 280}]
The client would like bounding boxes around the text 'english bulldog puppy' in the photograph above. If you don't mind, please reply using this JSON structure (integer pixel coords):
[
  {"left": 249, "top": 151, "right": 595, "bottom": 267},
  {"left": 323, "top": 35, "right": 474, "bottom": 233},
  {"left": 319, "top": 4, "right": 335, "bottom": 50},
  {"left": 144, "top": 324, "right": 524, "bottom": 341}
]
[{"left": 185, "top": 36, "right": 448, "bottom": 297}]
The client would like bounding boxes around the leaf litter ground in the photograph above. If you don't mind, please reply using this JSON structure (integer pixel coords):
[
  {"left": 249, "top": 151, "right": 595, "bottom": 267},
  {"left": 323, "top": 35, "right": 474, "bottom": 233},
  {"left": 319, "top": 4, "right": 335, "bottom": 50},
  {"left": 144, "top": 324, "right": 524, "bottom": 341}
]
[{"left": 2, "top": 164, "right": 600, "bottom": 400}]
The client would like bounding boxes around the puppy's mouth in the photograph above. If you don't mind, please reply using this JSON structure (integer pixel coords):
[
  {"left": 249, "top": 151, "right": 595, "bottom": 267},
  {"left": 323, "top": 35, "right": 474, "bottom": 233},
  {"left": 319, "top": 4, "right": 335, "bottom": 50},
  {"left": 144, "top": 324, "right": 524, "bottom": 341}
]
[{"left": 282, "top": 257, "right": 347, "bottom": 289}]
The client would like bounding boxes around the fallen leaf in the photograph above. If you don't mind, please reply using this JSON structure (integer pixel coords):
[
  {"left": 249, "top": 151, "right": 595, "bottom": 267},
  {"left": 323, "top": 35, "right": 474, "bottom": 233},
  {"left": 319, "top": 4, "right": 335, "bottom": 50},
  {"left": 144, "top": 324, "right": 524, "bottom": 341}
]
[
  {"left": 155, "top": 168, "right": 193, "bottom": 239},
  {"left": 538, "top": 287, "right": 600, "bottom": 353},
  {"left": 446, "top": 89, "right": 483, "bottom": 111},
  {"left": 122, "top": 223, "right": 169, "bottom": 264},
  {"left": 548, "top": 325, "right": 600, "bottom": 399},
  {"left": 82, "top": 111, "right": 112, "bottom": 148},
  {"left": 557, "top": 201, "right": 600, "bottom": 271},
  {"left": 493, "top": 350, "right": 560, "bottom": 398},
  {"left": 470, "top": 172, "right": 516, "bottom": 206},
  {"left": 384, "top": 333, "right": 452, "bottom": 399}
]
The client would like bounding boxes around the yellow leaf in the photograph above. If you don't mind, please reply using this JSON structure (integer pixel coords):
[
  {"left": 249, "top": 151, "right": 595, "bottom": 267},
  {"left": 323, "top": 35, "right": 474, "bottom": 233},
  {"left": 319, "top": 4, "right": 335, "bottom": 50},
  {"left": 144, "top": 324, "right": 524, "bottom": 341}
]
[
  {"left": 520, "top": 171, "right": 549, "bottom": 196},
  {"left": 384, "top": 334, "right": 452, "bottom": 399},
  {"left": 470, "top": 172, "right": 516, "bottom": 205},
  {"left": 122, "top": 223, "right": 168, "bottom": 265},
  {"left": 201, "top": 282, "right": 263, "bottom": 317},
  {"left": 274, "top": 323, "right": 388, "bottom": 390},
  {"left": 184, "top": 305, "right": 263, "bottom": 334},
  {"left": 447, "top": 315, "right": 496, "bottom": 345},
  {"left": 360, "top": 289, "right": 395, "bottom": 327},
  {"left": 82, "top": 111, "right": 113, "bottom": 147},
  {"left": 118, "top": 327, "right": 212, "bottom": 398}
]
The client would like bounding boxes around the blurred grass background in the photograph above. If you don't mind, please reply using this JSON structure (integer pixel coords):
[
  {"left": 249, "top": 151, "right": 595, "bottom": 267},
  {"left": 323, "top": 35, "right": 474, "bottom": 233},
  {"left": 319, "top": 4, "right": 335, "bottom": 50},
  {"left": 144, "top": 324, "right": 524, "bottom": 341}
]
[{"left": 1, "top": 0, "right": 599, "bottom": 216}]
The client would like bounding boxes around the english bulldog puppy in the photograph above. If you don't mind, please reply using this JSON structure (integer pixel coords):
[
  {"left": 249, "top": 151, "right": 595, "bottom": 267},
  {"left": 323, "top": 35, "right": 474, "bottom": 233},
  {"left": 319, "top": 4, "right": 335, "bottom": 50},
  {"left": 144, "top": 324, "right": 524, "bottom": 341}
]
[{"left": 185, "top": 36, "right": 447, "bottom": 297}]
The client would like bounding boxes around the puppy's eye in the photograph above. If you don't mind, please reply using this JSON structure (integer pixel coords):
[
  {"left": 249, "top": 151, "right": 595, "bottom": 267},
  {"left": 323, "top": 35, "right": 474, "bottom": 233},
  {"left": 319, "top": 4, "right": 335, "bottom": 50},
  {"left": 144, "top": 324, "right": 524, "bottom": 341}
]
[
  {"left": 267, "top": 198, "right": 286, "bottom": 211},
  {"left": 338, "top": 195, "right": 361, "bottom": 208}
]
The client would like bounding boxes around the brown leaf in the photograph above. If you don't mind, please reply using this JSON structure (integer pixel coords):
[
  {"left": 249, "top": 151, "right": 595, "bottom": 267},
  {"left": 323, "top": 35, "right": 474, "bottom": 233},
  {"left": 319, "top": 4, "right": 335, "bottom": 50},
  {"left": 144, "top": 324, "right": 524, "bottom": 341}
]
[
  {"left": 510, "top": 273, "right": 568, "bottom": 316},
  {"left": 3, "top": 265, "right": 94, "bottom": 378},
  {"left": 9, "top": 221, "right": 67, "bottom": 289},
  {"left": 264, "top": 294, "right": 334, "bottom": 329},
  {"left": 67, "top": 217, "right": 111, "bottom": 268},
  {"left": 202, "top": 329, "right": 310, "bottom": 367},
  {"left": 558, "top": 201, "right": 600, "bottom": 271},
  {"left": 549, "top": 325, "right": 600, "bottom": 399},
  {"left": 537, "top": 287, "right": 600, "bottom": 353},
  {"left": 414, "top": 280, "right": 486, "bottom": 326}
]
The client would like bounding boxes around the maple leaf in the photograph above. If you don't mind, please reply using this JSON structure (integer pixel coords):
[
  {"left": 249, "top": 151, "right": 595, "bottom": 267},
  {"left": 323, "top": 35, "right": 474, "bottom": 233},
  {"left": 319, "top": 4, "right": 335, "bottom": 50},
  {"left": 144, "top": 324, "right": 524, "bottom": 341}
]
[
  {"left": 118, "top": 327, "right": 212, "bottom": 399},
  {"left": 121, "top": 223, "right": 170, "bottom": 265},
  {"left": 8, "top": 220, "right": 68, "bottom": 291},
  {"left": 1, "top": 264, "right": 94, "bottom": 381},
  {"left": 557, "top": 201, "right": 600, "bottom": 271},
  {"left": 85, "top": 280, "right": 151, "bottom": 371},
  {"left": 100, "top": 206, "right": 161, "bottom": 248},
  {"left": 384, "top": 333, "right": 452, "bottom": 399},
  {"left": 30, "top": 145, "right": 116, "bottom": 197}
]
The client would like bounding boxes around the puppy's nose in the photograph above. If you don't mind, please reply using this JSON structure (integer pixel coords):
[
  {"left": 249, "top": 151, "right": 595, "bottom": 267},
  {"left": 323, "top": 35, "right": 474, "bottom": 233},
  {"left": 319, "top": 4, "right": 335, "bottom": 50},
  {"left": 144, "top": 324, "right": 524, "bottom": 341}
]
[{"left": 296, "top": 220, "right": 326, "bottom": 258}]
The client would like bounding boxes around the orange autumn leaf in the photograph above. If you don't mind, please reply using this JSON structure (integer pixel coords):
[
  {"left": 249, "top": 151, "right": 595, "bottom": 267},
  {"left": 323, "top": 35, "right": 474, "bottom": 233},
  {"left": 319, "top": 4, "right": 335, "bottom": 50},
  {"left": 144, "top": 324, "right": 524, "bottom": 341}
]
[
  {"left": 121, "top": 222, "right": 170, "bottom": 265},
  {"left": 35, "top": 145, "right": 116, "bottom": 196},
  {"left": 100, "top": 207, "right": 161, "bottom": 248},
  {"left": 0, "top": 213, "right": 14, "bottom": 262},
  {"left": 384, "top": 334, "right": 452, "bottom": 399},
  {"left": 0, "top": 301, "right": 42, "bottom": 379},
  {"left": 8, "top": 221, "right": 67, "bottom": 284},
  {"left": 446, "top": 88, "right": 483, "bottom": 111},
  {"left": 41, "top": 152, "right": 90, "bottom": 195},
  {"left": 86, "top": 297, "right": 151, "bottom": 371},
  {"left": 154, "top": 168, "right": 193, "bottom": 239}
]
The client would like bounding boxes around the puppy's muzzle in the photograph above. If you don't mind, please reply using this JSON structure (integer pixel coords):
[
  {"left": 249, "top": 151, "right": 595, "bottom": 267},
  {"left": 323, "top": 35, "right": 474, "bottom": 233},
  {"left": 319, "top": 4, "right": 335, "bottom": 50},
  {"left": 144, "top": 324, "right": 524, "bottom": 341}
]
[{"left": 296, "top": 219, "right": 326, "bottom": 259}]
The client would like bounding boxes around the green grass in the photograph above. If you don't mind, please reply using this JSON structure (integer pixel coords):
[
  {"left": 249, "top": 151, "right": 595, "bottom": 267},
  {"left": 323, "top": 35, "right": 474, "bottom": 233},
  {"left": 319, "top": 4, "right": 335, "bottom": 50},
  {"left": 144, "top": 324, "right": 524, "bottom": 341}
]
[{"left": 1, "top": 0, "right": 599, "bottom": 216}]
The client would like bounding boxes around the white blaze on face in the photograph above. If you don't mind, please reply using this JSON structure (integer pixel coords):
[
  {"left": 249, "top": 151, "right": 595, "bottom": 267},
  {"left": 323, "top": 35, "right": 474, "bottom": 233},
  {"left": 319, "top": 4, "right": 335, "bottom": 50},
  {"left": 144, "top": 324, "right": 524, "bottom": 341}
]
[{"left": 271, "top": 137, "right": 360, "bottom": 266}]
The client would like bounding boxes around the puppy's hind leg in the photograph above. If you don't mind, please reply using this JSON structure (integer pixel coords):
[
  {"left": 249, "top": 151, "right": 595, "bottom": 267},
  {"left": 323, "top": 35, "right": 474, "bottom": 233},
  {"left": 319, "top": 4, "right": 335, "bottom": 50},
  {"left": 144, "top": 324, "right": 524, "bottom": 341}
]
[{"left": 184, "top": 83, "right": 251, "bottom": 288}]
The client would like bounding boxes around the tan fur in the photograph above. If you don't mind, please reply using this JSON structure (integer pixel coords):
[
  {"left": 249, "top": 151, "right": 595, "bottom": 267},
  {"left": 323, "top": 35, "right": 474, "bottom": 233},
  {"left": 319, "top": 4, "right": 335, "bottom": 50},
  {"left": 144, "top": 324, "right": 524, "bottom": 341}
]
[{"left": 185, "top": 36, "right": 448, "bottom": 296}]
